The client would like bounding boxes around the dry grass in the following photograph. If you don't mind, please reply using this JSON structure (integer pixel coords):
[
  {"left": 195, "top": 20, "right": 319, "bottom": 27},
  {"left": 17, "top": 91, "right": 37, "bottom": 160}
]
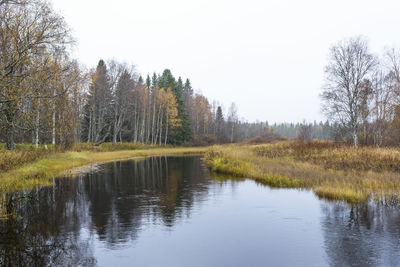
[
  {"left": 0, "top": 142, "right": 158, "bottom": 173},
  {"left": 0, "top": 146, "right": 207, "bottom": 194},
  {"left": 204, "top": 141, "right": 400, "bottom": 203}
]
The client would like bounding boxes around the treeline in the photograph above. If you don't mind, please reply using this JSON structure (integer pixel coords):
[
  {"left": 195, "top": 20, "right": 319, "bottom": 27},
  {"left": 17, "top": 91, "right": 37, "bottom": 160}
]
[
  {"left": 272, "top": 121, "right": 333, "bottom": 140},
  {"left": 8, "top": 2, "right": 400, "bottom": 150},
  {"left": 81, "top": 61, "right": 243, "bottom": 146},
  {"left": 0, "top": 0, "right": 267, "bottom": 150}
]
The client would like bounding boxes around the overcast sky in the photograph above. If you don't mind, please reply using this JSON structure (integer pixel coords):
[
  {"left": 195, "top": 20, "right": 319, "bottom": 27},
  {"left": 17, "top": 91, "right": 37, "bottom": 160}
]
[{"left": 51, "top": 0, "right": 400, "bottom": 123}]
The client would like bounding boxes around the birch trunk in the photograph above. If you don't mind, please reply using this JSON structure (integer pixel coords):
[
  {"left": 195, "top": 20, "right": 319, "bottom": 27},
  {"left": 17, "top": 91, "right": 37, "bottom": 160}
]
[
  {"left": 87, "top": 111, "right": 92, "bottom": 143},
  {"left": 52, "top": 91, "right": 56, "bottom": 145},
  {"left": 151, "top": 101, "right": 156, "bottom": 144},
  {"left": 165, "top": 111, "right": 168, "bottom": 145},
  {"left": 35, "top": 98, "right": 40, "bottom": 148},
  {"left": 159, "top": 110, "right": 163, "bottom": 145}
]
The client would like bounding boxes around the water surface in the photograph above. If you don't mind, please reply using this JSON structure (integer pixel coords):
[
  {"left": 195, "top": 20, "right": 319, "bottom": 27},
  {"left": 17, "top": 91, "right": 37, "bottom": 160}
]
[{"left": 1, "top": 156, "right": 400, "bottom": 266}]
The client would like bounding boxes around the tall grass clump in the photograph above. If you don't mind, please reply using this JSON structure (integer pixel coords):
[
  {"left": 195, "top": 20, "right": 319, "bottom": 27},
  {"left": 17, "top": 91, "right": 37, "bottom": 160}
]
[{"left": 0, "top": 144, "right": 59, "bottom": 173}]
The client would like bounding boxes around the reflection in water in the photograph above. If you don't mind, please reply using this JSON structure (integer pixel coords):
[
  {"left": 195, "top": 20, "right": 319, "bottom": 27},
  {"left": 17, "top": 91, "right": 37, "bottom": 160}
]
[
  {"left": 1, "top": 156, "right": 400, "bottom": 266},
  {"left": 84, "top": 156, "right": 211, "bottom": 246},
  {"left": 321, "top": 200, "right": 400, "bottom": 267},
  {"left": 0, "top": 156, "right": 211, "bottom": 266},
  {"left": 0, "top": 182, "right": 96, "bottom": 266}
]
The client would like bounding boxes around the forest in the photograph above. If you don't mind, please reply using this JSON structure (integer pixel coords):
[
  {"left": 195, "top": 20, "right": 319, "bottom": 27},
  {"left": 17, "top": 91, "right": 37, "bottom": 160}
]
[
  {"left": 0, "top": 0, "right": 278, "bottom": 150},
  {"left": 3, "top": 0, "right": 400, "bottom": 151}
]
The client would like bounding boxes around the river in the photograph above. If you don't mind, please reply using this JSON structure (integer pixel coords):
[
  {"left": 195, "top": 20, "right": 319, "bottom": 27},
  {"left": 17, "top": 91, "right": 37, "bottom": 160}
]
[{"left": 1, "top": 156, "right": 400, "bottom": 266}]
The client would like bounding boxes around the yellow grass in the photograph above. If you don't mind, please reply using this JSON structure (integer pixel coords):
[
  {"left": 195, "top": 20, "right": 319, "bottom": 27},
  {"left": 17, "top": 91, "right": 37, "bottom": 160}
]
[
  {"left": 204, "top": 141, "right": 400, "bottom": 203},
  {"left": 0, "top": 147, "right": 207, "bottom": 194}
]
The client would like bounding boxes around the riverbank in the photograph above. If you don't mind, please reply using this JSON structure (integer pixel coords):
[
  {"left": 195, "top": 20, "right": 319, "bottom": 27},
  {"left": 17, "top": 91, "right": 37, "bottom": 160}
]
[
  {"left": 204, "top": 141, "right": 400, "bottom": 203},
  {"left": 0, "top": 146, "right": 208, "bottom": 194}
]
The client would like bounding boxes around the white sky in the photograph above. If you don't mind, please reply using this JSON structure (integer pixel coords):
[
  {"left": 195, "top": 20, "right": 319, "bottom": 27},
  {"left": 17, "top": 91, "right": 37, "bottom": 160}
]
[{"left": 51, "top": 0, "right": 400, "bottom": 123}]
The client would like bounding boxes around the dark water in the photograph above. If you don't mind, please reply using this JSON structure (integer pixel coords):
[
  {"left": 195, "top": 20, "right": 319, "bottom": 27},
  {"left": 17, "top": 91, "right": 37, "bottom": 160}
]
[{"left": 1, "top": 156, "right": 400, "bottom": 267}]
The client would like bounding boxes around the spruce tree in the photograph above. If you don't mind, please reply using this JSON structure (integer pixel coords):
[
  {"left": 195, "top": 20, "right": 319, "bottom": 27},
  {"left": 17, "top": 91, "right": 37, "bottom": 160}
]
[
  {"left": 157, "top": 69, "right": 175, "bottom": 89},
  {"left": 151, "top": 72, "right": 158, "bottom": 88},
  {"left": 184, "top": 79, "right": 193, "bottom": 97},
  {"left": 216, "top": 106, "right": 224, "bottom": 141},
  {"left": 174, "top": 77, "right": 192, "bottom": 144},
  {"left": 82, "top": 59, "right": 113, "bottom": 145},
  {"left": 157, "top": 70, "right": 192, "bottom": 144},
  {"left": 146, "top": 74, "right": 151, "bottom": 89},
  {"left": 138, "top": 75, "right": 144, "bottom": 85}
]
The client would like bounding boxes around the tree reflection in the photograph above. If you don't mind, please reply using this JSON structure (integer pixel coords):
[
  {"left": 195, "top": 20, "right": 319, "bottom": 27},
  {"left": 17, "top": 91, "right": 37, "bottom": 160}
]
[
  {"left": 321, "top": 199, "right": 400, "bottom": 266},
  {"left": 0, "top": 181, "right": 96, "bottom": 266},
  {"left": 84, "top": 156, "right": 212, "bottom": 244},
  {"left": 0, "top": 156, "right": 211, "bottom": 265}
]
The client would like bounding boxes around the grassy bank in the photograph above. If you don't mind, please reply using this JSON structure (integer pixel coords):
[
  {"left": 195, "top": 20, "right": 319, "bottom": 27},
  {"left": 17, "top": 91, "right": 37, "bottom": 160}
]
[
  {"left": 0, "top": 142, "right": 155, "bottom": 173},
  {"left": 204, "top": 141, "right": 400, "bottom": 203},
  {"left": 0, "top": 146, "right": 207, "bottom": 194}
]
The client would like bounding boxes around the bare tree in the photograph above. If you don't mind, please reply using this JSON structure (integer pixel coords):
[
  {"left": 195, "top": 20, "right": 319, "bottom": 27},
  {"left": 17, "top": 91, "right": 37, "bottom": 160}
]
[
  {"left": 370, "top": 70, "right": 397, "bottom": 146},
  {"left": 321, "top": 36, "right": 377, "bottom": 147},
  {"left": 385, "top": 48, "right": 400, "bottom": 84}
]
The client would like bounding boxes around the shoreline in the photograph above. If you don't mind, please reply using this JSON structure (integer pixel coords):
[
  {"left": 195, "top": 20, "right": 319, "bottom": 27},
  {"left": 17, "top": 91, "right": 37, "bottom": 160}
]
[
  {"left": 65, "top": 152, "right": 205, "bottom": 176},
  {"left": 204, "top": 142, "right": 400, "bottom": 204},
  {"left": 0, "top": 147, "right": 208, "bottom": 194}
]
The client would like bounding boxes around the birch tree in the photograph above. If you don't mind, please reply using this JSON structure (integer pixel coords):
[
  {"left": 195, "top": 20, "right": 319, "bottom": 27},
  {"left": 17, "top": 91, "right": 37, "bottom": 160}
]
[
  {"left": 227, "top": 102, "right": 238, "bottom": 142},
  {"left": 321, "top": 36, "right": 376, "bottom": 147},
  {"left": 0, "top": 0, "right": 71, "bottom": 149}
]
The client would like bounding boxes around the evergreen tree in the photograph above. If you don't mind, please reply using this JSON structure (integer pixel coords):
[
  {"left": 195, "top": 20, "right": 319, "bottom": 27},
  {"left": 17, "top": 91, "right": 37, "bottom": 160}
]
[
  {"left": 216, "top": 106, "right": 224, "bottom": 141},
  {"left": 174, "top": 77, "right": 192, "bottom": 144},
  {"left": 183, "top": 78, "right": 193, "bottom": 105},
  {"left": 138, "top": 75, "right": 144, "bottom": 85},
  {"left": 82, "top": 60, "right": 113, "bottom": 145},
  {"left": 157, "top": 69, "right": 175, "bottom": 89},
  {"left": 145, "top": 74, "right": 151, "bottom": 89},
  {"left": 151, "top": 72, "right": 158, "bottom": 88},
  {"left": 156, "top": 70, "right": 192, "bottom": 144}
]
